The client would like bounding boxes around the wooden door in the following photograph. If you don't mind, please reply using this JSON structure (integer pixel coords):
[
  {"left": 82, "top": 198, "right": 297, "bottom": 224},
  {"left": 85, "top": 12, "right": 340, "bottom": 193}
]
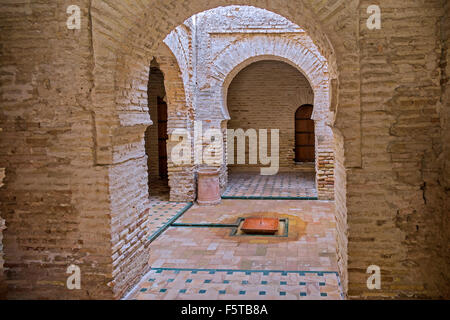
[
  {"left": 157, "top": 97, "right": 168, "bottom": 178},
  {"left": 295, "top": 104, "right": 315, "bottom": 162}
]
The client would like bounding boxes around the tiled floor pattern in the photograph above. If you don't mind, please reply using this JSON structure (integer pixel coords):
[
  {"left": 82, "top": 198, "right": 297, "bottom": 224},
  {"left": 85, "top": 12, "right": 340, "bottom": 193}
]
[
  {"left": 223, "top": 172, "right": 317, "bottom": 198},
  {"left": 148, "top": 202, "right": 193, "bottom": 241},
  {"left": 127, "top": 200, "right": 341, "bottom": 300},
  {"left": 128, "top": 268, "right": 342, "bottom": 300},
  {"left": 147, "top": 178, "right": 192, "bottom": 241}
]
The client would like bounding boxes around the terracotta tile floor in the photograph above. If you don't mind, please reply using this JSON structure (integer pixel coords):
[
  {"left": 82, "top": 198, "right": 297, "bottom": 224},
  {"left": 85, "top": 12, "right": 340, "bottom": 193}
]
[
  {"left": 223, "top": 172, "right": 317, "bottom": 198},
  {"left": 127, "top": 199, "right": 342, "bottom": 300}
]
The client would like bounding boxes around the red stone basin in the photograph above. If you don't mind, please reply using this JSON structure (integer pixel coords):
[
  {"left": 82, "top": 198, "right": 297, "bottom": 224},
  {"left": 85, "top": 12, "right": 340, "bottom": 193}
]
[{"left": 241, "top": 217, "right": 279, "bottom": 235}]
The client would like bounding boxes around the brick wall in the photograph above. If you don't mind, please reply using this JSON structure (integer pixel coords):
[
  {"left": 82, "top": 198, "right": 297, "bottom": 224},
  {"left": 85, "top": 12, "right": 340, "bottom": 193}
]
[
  {"left": 0, "top": 165, "right": 5, "bottom": 298},
  {"left": 0, "top": 0, "right": 116, "bottom": 299},
  {"left": 227, "top": 60, "right": 314, "bottom": 169},
  {"left": 345, "top": 0, "right": 449, "bottom": 298},
  {"left": 439, "top": 0, "right": 450, "bottom": 298},
  {"left": 333, "top": 128, "right": 348, "bottom": 294}
]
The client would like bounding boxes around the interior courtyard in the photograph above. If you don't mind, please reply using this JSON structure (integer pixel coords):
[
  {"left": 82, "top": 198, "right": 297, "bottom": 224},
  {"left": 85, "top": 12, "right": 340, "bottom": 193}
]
[{"left": 0, "top": 1, "right": 449, "bottom": 300}]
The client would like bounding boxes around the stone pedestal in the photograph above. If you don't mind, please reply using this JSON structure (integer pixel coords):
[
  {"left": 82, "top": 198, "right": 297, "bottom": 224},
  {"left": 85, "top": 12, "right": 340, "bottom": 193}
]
[{"left": 197, "top": 167, "right": 221, "bottom": 205}]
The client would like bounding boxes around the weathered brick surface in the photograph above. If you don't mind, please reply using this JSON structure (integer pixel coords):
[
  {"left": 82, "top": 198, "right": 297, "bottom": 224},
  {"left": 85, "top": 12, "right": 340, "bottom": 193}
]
[
  {"left": 343, "top": 0, "right": 449, "bottom": 299},
  {"left": 0, "top": 165, "right": 5, "bottom": 298},
  {"left": 0, "top": 0, "right": 448, "bottom": 300},
  {"left": 332, "top": 128, "right": 348, "bottom": 294},
  {"left": 0, "top": 0, "right": 116, "bottom": 299},
  {"left": 442, "top": 1, "right": 450, "bottom": 299}
]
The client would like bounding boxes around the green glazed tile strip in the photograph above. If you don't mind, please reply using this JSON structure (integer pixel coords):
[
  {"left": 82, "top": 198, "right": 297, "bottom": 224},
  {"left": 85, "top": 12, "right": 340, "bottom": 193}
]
[
  {"left": 221, "top": 195, "right": 318, "bottom": 200},
  {"left": 147, "top": 202, "right": 194, "bottom": 243}
]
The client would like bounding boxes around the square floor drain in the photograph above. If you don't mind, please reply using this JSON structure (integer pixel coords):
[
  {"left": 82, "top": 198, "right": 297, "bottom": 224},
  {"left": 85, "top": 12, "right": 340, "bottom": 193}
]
[{"left": 230, "top": 218, "right": 289, "bottom": 237}]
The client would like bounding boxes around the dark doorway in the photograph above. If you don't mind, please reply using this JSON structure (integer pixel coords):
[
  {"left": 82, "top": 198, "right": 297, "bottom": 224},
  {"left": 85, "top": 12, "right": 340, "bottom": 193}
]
[
  {"left": 157, "top": 96, "right": 168, "bottom": 179},
  {"left": 295, "top": 104, "right": 315, "bottom": 162}
]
